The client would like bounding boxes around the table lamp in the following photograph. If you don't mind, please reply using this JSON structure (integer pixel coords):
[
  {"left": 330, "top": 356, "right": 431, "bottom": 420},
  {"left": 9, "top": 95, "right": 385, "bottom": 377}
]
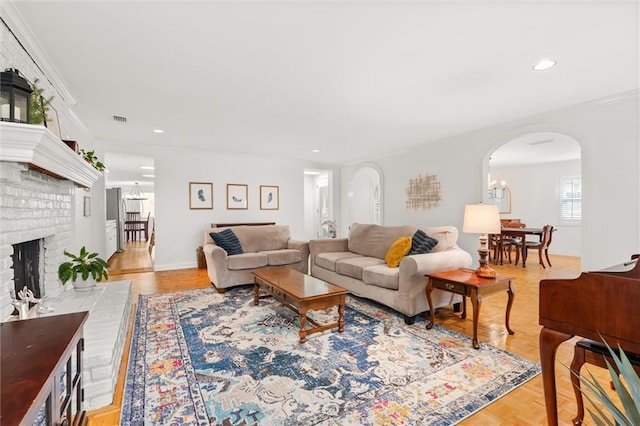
[{"left": 463, "top": 203, "right": 501, "bottom": 278}]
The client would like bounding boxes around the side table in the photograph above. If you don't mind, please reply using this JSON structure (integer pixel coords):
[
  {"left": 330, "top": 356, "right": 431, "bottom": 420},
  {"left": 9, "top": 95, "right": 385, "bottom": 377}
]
[{"left": 425, "top": 268, "right": 515, "bottom": 349}]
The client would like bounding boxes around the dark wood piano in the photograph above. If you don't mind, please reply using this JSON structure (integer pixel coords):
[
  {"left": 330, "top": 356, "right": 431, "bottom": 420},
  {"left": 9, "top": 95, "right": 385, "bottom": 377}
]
[{"left": 539, "top": 255, "right": 640, "bottom": 425}]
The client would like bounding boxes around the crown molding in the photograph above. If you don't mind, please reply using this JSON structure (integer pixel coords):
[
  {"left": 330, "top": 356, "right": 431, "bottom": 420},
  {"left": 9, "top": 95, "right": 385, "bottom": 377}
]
[{"left": 1, "top": 2, "right": 77, "bottom": 106}]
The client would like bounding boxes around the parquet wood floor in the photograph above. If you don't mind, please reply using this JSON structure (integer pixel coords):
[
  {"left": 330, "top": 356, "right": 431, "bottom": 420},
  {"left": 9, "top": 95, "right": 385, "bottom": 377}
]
[{"left": 89, "top": 252, "right": 617, "bottom": 425}]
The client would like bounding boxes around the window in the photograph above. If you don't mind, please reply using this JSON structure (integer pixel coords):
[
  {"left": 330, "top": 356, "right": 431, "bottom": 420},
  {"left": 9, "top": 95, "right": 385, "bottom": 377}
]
[{"left": 559, "top": 177, "right": 581, "bottom": 224}]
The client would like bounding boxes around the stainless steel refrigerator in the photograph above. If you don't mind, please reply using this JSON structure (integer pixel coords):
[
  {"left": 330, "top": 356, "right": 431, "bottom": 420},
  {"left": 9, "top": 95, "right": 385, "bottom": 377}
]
[{"left": 106, "top": 188, "right": 126, "bottom": 252}]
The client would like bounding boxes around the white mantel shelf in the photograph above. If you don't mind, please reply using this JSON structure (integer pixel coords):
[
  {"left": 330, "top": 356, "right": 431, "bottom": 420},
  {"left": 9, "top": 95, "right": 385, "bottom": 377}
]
[{"left": 0, "top": 122, "right": 101, "bottom": 188}]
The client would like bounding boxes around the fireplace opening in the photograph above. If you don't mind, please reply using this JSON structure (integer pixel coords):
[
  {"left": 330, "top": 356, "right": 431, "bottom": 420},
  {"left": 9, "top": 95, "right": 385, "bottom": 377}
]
[{"left": 11, "top": 239, "right": 43, "bottom": 307}]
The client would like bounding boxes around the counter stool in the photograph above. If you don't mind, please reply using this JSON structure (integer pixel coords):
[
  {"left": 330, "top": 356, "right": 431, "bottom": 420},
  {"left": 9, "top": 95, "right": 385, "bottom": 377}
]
[{"left": 570, "top": 338, "right": 640, "bottom": 425}]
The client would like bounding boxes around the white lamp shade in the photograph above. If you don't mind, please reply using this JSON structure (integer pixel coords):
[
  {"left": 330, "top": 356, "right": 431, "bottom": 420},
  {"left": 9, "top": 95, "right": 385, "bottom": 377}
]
[{"left": 463, "top": 203, "right": 501, "bottom": 234}]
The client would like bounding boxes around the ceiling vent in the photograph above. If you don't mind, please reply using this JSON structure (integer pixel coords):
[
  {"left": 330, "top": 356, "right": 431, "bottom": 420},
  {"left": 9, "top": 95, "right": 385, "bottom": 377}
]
[{"left": 112, "top": 115, "right": 127, "bottom": 123}]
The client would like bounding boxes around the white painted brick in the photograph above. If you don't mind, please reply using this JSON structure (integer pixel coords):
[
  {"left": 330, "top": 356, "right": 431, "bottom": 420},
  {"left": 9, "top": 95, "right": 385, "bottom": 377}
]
[
  {"left": 87, "top": 394, "right": 113, "bottom": 411},
  {"left": 89, "top": 365, "right": 112, "bottom": 381}
]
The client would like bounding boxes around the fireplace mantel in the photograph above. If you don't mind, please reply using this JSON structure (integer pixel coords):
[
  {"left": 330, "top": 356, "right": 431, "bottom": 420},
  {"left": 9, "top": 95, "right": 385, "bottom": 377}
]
[{"left": 0, "top": 122, "right": 101, "bottom": 188}]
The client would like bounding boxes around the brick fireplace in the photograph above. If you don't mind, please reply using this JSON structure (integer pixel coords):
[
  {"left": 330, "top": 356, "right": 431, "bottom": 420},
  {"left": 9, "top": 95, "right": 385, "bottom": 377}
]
[{"left": 0, "top": 122, "right": 130, "bottom": 410}]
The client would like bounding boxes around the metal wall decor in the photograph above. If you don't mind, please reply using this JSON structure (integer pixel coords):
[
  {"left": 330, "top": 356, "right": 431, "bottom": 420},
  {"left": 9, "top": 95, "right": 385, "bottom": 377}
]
[{"left": 405, "top": 173, "right": 442, "bottom": 210}]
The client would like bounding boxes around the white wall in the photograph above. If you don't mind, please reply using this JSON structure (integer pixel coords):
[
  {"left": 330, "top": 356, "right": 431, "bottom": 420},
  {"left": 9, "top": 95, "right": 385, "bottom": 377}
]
[
  {"left": 491, "top": 159, "right": 581, "bottom": 256},
  {"left": 101, "top": 142, "right": 331, "bottom": 271},
  {"left": 342, "top": 91, "right": 639, "bottom": 271}
]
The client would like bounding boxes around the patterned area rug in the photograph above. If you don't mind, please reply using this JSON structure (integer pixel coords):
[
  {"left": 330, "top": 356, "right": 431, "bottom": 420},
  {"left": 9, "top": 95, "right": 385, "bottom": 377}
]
[{"left": 121, "top": 287, "right": 540, "bottom": 425}]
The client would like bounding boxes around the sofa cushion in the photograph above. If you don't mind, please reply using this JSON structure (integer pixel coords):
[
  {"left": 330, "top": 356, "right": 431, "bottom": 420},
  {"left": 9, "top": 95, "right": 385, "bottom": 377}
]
[
  {"left": 228, "top": 253, "right": 268, "bottom": 270},
  {"left": 409, "top": 229, "right": 439, "bottom": 255},
  {"left": 420, "top": 226, "right": 459, "bottom": 252},
  {"left": 316, "top": 252, "right": 363, "bottom": 272},
  {"left": 233, "top": 225, "right": 291, "bottom": 253},
  {"left": 336, "top": 256, "right": 385, "bottom": 280},
  {"left": 384, "top": 236, "right": 412, "bottom": 267},
  {"left": 262, "top": 249, "right": 302, "bottom": 266},
  {"left": 348, "top": 222, "right": 418, "bottom": 259},
  {"left": 362, "top": 265, "right": 400, "bottom": 290},
  {"left": 210, "top": 229, "right": 244, "bottom": 255}
]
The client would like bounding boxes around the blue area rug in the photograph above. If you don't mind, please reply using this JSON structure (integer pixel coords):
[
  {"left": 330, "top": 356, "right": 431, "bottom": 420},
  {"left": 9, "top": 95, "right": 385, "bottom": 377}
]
[{"left": 121, "top": 286, "right": 540, "bottom": 425}]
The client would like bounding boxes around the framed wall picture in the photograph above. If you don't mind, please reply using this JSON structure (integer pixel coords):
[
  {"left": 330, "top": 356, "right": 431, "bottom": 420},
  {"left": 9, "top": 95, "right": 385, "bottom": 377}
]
[
  {"left": 189, "top": 182, "right": 213, "bottom": 210},
  {"left": 227, "top": 184, "right": 248, "bottom": 209},
  {"left": 260, "top": 185, "right": 279, "bottom": 210},
  {"left": 83, "top": 196, "right": 91, "bottom": 217},
  {"left": 45, "top": 106, "right": 62, "bottom": 139}
]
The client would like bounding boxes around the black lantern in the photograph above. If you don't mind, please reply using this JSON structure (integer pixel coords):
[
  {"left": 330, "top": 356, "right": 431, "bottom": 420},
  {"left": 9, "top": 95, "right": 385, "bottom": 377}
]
[{"left": 1, "top": 68, "right": 32, "bottom": 123}]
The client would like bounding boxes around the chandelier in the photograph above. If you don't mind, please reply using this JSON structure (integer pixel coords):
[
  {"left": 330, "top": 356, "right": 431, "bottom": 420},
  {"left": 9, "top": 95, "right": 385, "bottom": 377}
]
[
  {"left": 488, "top": 180, "right": 507, "bottom": 201},
  {"left": 127, "top": 182, "right": 148, "bottom": 200}
]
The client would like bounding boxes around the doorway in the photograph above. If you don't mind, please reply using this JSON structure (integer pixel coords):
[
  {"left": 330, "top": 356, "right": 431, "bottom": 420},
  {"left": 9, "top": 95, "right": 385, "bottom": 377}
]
[
  {"left": 487, "top": 131, "right": 581, "bottom": 257},
  {"left": 347, "top": 164, "right": 383, "bottom": 227},
  {"left": 303, "top": 169, "right": 334, "bottom": 240},
  {"left": 104, "top": 152, "right": 155, "bottom": 273}
]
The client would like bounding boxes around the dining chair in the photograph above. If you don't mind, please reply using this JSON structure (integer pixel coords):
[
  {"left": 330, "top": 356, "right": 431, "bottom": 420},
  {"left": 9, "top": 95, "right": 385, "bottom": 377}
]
[
  {"left": 491, "top": 222, "right": 527, "bottom": 265},
  {"left": 518, "top": 224, "right": 553, "bottom": 268},
  {"left": 125, "top": 211, "right": 141, "bottom": 241}
]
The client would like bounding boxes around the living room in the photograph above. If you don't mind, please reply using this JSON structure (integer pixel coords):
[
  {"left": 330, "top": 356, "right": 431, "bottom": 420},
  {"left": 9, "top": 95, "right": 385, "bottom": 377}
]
[{"left": 1, "top": 1, "right": 638, "bottom": 425}]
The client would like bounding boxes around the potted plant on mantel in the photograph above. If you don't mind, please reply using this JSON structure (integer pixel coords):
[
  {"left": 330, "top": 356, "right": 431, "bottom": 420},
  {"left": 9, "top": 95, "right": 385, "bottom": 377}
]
[
  {"left": 58, "top": 246, "right": 109, "bottom": 291},
  {"left": 79, "top": 149, "right": 106, "bottom": 171}
]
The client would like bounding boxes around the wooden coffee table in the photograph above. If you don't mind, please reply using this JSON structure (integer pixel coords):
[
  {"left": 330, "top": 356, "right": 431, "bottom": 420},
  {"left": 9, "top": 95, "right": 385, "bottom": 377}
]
[
  {"left": 253, "top": 267, "right": 348, "bottom": 343},
  {"left": 425, "top": 268, "right": 515, "bottom": 349}
]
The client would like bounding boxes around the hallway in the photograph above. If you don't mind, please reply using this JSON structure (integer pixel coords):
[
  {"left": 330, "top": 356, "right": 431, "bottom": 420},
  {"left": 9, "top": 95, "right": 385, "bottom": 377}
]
[{"left": 107, "top": 240, "right": 154, "bottom": 274}]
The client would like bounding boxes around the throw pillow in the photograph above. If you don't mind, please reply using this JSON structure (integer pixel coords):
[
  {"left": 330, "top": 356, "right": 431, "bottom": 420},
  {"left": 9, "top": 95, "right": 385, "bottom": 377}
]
[
  {"left": 384, "top": 236, "right": 412, "bottom": 268},
  {"left": 210, "top": 229, "right": 244, "bottom": 255},
  {"left": 409, "top": 229, "right": 439, "bottom": 255}
]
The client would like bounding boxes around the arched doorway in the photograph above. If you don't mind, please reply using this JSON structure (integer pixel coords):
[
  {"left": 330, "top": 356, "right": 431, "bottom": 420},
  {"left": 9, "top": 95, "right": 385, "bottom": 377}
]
[
  {"left": 487, "top": 131, "right": 581, "bottom": 257},
  {"left": 347, "top": 164, "right": 383, "bottom": 227}
]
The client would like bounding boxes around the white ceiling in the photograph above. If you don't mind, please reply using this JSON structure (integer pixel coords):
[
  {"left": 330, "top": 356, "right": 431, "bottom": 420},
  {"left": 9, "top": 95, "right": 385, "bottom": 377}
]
[{"left": 7, "top": 0, "right": 638, "bottom": 184}]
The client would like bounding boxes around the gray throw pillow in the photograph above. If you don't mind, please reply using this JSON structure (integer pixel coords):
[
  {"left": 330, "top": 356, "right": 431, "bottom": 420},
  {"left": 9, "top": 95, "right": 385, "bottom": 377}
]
[
  {"left": 409, "top": 229, "right": 438, "bottom": 255},
  {"left": 210, "top": 229, "right": 244, "bottom": 255}
]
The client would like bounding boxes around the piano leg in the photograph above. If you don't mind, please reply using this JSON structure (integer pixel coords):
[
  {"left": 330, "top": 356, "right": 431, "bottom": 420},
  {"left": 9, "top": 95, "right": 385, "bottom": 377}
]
[
  {"left": 540, "top": 327, "right": 573, "bottom": 426},
  {"left": 570, "top": 345, "right": 587, "bottom": 425}
]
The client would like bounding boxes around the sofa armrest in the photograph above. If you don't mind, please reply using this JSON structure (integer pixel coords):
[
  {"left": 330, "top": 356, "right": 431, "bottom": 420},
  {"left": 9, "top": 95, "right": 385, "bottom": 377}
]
[
  {"left": 287, "top": 239, "right": 310, "bottom": 264},
  {"left": 203, "top": 243, "right": 228, "bottom": 284},
  {"left": 309, "top": 238, "right": 349, "bottom": 255},
  {"left": 397, "top": 247, "right": 473, "bottom": 299}
]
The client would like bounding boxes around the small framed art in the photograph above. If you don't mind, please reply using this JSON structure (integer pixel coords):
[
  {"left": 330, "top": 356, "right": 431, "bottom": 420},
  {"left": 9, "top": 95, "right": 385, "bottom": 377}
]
[
  {"left": 189, "top": 182, "right": 213, "bottom": 210},
  {"left": 260, "top": 185, "right": 279, "bottom": 210},
  {"left": 227, "top": 184, "right": 248, "bottom": 209}
]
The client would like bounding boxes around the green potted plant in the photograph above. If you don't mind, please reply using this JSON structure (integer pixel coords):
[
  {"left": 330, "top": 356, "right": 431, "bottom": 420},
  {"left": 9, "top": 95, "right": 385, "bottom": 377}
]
[
  {"left": 79, "top": 149, "right": 106, "bottom": 171},
  {"left": 28, "top": 78, "right": 54, "bottom": 125},
  {"left": 574, "top": 340, "right": 640, "bottom": 425},
  {"left": 58, "top": 246, "right": 109, "bottom": 291}
]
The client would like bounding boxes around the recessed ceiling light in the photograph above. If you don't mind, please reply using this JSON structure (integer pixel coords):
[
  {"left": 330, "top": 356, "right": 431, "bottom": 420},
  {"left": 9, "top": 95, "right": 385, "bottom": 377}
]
[
  {"left": 142, "top": 174, "right": 155, "bottom": 178},
  {"left": 312, "top": 149, "right": 320, "bottom": 153},
  {"left": 153, "top": 129, "right": 164, "bottom": 134},
  {"left": 533, "top": 59, "right": 556, "bottom": 71},
  {"left": 140, "top": 166, "right": 155, "bottom": 170}
]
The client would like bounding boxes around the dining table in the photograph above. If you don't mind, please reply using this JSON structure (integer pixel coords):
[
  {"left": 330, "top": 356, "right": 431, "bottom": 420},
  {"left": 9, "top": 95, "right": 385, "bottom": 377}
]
[{"left": 499, "top": 227, "right": 547, "bottom": 267}]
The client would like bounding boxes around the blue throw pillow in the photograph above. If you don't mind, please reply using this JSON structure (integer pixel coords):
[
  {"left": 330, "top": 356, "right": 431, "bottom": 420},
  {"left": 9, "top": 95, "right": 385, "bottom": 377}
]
[
  {"left": 409, "top": 229, "right": 438, "bottom": 255},
  {"left": 210, "top": 229, "right": 244, "bottom": 255}
]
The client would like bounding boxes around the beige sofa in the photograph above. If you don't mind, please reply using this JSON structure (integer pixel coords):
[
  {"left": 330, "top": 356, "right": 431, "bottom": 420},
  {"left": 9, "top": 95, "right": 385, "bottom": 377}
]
[
  {"left": 203, "top": 225, "right": 309, "bottom": 292},
  {"left": 310, "top": 223, "right": 472, "bottom": 324}
]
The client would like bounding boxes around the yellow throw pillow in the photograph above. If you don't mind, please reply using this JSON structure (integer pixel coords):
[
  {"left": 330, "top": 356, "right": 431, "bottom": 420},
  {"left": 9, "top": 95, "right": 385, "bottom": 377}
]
[{"left": 384, "top": 236, "right": 413, "bottom": 268}]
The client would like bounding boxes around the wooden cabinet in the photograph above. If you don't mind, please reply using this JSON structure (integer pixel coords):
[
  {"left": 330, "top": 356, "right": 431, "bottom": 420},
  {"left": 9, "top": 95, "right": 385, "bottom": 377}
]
[
  {"left": 106, "top": 220, "right": 117, "bottom": 259},
  {"left": 1, "top": 312, "right": 89, "bottom": 426}
]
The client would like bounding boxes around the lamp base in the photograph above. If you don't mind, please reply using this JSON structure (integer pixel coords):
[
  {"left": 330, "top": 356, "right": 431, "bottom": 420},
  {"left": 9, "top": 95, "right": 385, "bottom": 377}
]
[
  {"left": 475, "top": 239, "right": 496, "bottom": 279},
  {"left": 475, "top": 264, "right": 497, "bottom": 278}
]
